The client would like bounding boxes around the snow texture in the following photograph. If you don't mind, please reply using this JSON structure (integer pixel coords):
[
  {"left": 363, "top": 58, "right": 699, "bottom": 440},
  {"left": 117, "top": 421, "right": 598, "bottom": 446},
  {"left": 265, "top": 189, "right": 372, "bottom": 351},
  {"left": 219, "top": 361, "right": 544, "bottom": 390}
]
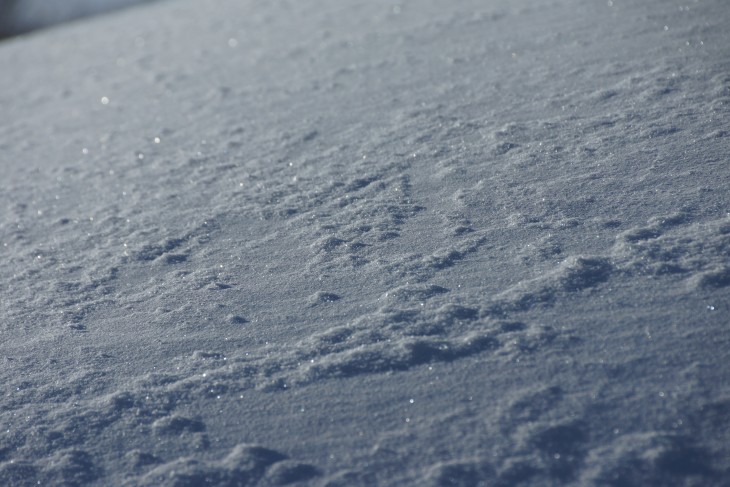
[{"left": 1, "top": 0, "right": 729, "bottom": 485}]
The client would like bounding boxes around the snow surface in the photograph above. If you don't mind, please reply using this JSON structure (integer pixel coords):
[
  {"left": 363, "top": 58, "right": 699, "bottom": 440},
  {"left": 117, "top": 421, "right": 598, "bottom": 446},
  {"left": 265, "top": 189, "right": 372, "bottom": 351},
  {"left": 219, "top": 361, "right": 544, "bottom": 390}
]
[{"left": 1, "top": 0, "right": 729, "bottom": 485}]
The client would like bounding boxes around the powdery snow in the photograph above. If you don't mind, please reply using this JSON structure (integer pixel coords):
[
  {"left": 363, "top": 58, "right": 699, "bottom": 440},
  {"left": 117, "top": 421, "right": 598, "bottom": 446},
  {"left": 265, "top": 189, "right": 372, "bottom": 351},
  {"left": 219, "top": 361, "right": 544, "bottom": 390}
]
[{"left": 1, "top": 0, "right": 729, "bottom": 485}]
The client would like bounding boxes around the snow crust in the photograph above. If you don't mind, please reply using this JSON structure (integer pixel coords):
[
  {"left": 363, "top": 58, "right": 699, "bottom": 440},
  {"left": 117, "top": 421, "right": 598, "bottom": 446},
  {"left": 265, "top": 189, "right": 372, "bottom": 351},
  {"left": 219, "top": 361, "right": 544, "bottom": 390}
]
[{"left": 1, "top": 0, "right": 729, "bottom": 485}]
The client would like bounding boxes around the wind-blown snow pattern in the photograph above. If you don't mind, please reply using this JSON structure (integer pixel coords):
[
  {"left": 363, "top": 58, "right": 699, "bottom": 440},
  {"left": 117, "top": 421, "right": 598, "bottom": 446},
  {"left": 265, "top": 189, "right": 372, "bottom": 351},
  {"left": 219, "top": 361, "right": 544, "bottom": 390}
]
[{"left": 1, "top": 0, "right": 729, "bottom": 485}]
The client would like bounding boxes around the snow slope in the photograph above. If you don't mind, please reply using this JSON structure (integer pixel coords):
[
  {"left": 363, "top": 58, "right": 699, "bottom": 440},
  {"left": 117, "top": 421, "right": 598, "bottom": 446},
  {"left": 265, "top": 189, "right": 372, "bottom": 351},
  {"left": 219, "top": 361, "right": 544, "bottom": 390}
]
[
  {"left": 0, "top": 0, "right": 159, "bottom": 38},
  {"left": 1, "top": 0, "right": 729, "bottom": 485}
]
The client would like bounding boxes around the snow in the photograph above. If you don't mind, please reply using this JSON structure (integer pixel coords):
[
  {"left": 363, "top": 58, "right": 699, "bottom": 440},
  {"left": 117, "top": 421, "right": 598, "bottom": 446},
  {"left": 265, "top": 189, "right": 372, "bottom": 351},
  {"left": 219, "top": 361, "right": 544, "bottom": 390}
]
[{"left": 1, "top": 0, "right": 729, "bottom": 485}]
